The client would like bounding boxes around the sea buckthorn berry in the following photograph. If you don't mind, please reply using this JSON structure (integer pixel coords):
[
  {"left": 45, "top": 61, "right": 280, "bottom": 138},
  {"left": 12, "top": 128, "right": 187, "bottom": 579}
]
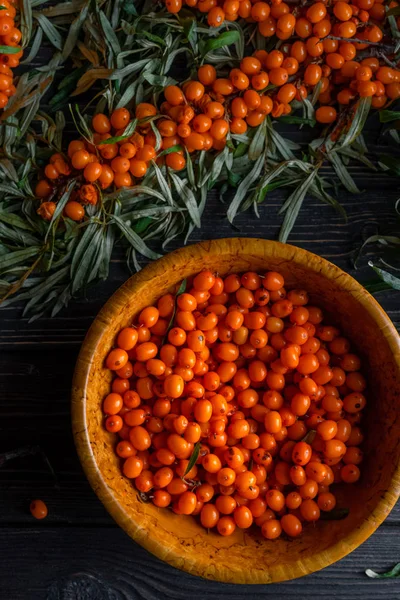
[
  {"left": 315, "top": 106, "right": 337, "bottom": 124},
  {"left": 334, "top": 1, "right": 353, "bottom": 20},
  {"left": 198, "top": 64, "right": 216, "bottom": 86},
  {"left": 251, "top": 1, "right": 271, "bottom": 21},
  {"left": 30, "top": 499, "right": 48, "bottom": 520}
]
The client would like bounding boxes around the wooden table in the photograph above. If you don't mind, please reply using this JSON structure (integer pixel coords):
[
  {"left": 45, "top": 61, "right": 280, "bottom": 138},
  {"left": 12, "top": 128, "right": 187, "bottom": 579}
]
[{"left": 1, "top": 129, "right": 400, "bottom": 598}]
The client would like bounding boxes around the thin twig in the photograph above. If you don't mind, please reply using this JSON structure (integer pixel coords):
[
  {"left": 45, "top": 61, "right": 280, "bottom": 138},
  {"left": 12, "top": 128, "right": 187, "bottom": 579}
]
[{"left": 326, "top": 35, "right": 396, "bottom": 52}]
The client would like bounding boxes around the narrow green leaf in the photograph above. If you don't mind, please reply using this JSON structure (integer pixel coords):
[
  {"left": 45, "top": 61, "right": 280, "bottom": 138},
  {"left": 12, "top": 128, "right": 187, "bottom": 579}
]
[
  {"left": 200, "top": 147, "right": 228, "bottom": 187},
  {"left": 368, "top": 262, "right": 400, "bottom": 291},
  {"left": 158, "top": 145, "right": 183, "bottom": 157},
  {"left": 185, "top": 148, "right": 196, "bottom": 189},
  {"left": 0, "top": 45, "right": 21, "bottom": 54},
  {"left": 62, "top": 1, "right": 89, "bottom": 60},
  {"left": 279, "top": 170, "right": 318, "bottom": 243},
  {"left": 99, "top": 10, "right": 121, "bottom": 56},
  {"left": 248, "top": 120, "right": 267, "bottom": 161},
  {"left": 339, "top": 97, "right": 372, "bottom": 149},
  {"left": 379, "top": 110, "right": 400, "bottom": 123},
  {"left": 0, "top": 211, "right": 34, "bottom": 231},
  {"left": 152, "top": 162, "right": 174, "bottom": 205},
  {"left": 35, "top": 13, "right": 63, "bottom": 50},
  {"left": 0, "top": 247, "right": 40, "bottom": 273},
  {"left": 150, "top": 121, "right": 162, "bottom": 152},
  {"left": 202, "top": 30, "right": 240, "bottom": 56},
  {"left": 280, "top": 116, "right": 316, "bottom": 127},
  {"left": 20, "top": 0, "right": 33, "bottom": 49},
  {"left": 170, "top": 173, "right": 201, "bottom": 228},
  {"left": 97, "top": 120, "right": 137, "bottom": 146},
  {"left": 183, "top": 441, "right": 201, "bottom": 478},
  {"left": 379, "top": 155, "right": 400, "bottom": 176},
  {"left": 328, "top": 152, "right": 360, "bottom": 194},
  {"left": 227, "top": 151, "right": 266, "bottom": 222},
  {"left": 113, "top": 215, "right": 161, "bottom": 260}
]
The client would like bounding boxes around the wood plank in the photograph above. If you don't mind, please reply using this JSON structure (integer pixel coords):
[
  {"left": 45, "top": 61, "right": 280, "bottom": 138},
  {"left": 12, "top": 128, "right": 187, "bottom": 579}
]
[{"left": 1, "top": 526, "right": 400, "bottom": 600}]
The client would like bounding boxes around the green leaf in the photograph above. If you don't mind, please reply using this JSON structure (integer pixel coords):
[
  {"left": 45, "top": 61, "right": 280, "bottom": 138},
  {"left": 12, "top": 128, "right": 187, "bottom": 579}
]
[
  {"left": 45, "top": 179, "right": 77, "bottom": 239},
  {"left": 0, "top": 247, "right": 41, "bottom": 274},
  {"left": 328, "top": 152, "right": 360, "bottom": 194},
  {"left": 98, "top": 119, "right": 137, "bottom": 144},
  {"left": 158, "top": 145, "right": 183, "bottom": 157},
  {"left": 248, "top": 120, "right": 267, "bottom": 161},
  {"left": 62, "top": 1, "right": 90, "bottom": 60},
  {"left": 339, "top": 97, "right": 372, "bottom": 149},
  {"left": 20, "top": 0, "right": 33, "bottom": 49},
  {"left": 311, "top": 80, "right": 322, "bottom": 106},
  {"left": 0, "top": 45, "right": 22, "bottom": 54},
  {"left": 99, "top": 9, "right": 121, "bottom": 56},
  {"left": 279, "top": 170, "right": 318, "bottom": 243},
  {"left": 379, "top": 110, "right": 400, "bottom": 123},
  {"left": 209, "top": 147, "right": 230, "bottom": 188},
  {"left": 279, "top": 116, "right": 316, "bottom": 127},
  {"left": 185, "top": 148, "right": 196, "bottom": 189},
  {"left": 150, "top": 121, "right": 162, "bottom": 152},
  {"left": 0, "top": 211, "right": 34, "bottom": 231},
  {"left": 113, "top": 215, "right": 161, "bottom": 260},
  {"left": 320, "top": 508, "right": 349, "bottom": 521},
  {"left": 268, "top": 124, "right": 297, "bottom": 160},
  {"left": 202, "top": 30, "right": 240, "bottom": 56},
  {"left": 379, "top": 155, "right": 400, "bottom": 176},
  {"left": 133, "top": 217, "right": 152, "bottom": 235},
  {"left": 183, "top": 441, "right": 201, "bottom": 478},
  {"left": 152, "top": 162, "right": 174, "bottom": 205},
  {"left": 233, "top": 142, "right": 248, "bottom": 159},
  {"left": 35, "top": 13, "right": 63, "bottom": 50},
  {"left": 368, "top": 262, "right": 400, "bottom": 291},
  {"left": 227, "top": 151, "right": 266, "bottom": 222},
  {"left": 170, "top": 173, "right": 201, "bottom": 228}
]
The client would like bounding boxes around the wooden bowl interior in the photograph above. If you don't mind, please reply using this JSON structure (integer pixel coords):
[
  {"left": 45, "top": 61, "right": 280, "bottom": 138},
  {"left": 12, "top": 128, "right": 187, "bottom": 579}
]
[{"left": 73, "top": 239, "right": 400, "bottom": 584}]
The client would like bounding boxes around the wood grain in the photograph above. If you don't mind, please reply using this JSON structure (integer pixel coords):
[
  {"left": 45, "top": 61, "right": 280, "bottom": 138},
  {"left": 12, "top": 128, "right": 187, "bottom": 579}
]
[
  {"left": 72, "top": 238, "right": 400, "bottom": 585},
  {"left": 1, "top": 527, "right": 400, "bottom": 600}
]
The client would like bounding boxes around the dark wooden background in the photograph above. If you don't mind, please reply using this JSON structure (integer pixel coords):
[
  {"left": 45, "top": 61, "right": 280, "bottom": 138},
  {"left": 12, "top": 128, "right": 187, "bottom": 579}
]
[{"left": 1, "top": 88, "right": 400, "bottom": 598}]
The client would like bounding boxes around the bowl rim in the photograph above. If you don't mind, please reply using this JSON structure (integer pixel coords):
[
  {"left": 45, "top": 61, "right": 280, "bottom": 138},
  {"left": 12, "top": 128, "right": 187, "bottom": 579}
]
[{"left": 72, "top": 237, "right": 400, "bottom": 584}]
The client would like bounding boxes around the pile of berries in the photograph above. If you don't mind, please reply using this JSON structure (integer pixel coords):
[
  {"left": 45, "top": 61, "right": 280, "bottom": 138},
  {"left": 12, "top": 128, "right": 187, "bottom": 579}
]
[
  {"left": 164, "top": 0, "right": 400, "bottom": 120},
  {"left": 35, "top": 105, "right": 188, "bottom": 221},
  {"left": 102, "top": 269, "right": 366, "bottom": 539},
  {"left": 0, "top": 0, "right": 23, "bottom": 109}
]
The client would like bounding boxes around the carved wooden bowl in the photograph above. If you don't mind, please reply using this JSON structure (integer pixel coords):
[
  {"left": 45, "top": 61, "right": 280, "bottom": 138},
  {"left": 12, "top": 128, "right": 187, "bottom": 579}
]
[{"left": 72, "top": 238, "right": 400, "bottom": 584}]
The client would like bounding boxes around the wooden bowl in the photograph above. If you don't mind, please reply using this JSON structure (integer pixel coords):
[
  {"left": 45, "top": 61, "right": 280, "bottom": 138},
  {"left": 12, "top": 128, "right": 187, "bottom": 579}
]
[{"left": 72, "top": 238, "right": 400, "bottom": 584}]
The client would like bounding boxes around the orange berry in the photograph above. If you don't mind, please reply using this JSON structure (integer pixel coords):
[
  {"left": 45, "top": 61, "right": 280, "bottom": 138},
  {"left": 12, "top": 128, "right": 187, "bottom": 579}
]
[
  {"left": 315, "top": 106, "right": 337, "bottom": 124},
  {"left": 92, "top": 113, "right": 111, "bottom": 134},
  {"left": 64, "top": 201, "right": 85, "bottom": 221},
  {"left": 129, "top": 159, "right": 147, "bottom": 178},
  {"left": 207, "top": 6, "right": 225, "bottom": 26},
  {"left": 251, "top": 1, "right": 271, "bottom": 21},
  {"left": 83, "top": 162, "right": 102, "bottom": 182}
]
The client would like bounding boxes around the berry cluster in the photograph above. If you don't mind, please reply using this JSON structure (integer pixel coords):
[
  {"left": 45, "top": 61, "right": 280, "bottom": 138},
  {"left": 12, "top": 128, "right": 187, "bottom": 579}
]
[
  {"left": 35, "top": 106, "right": 185, "bottom": 221},
  {"left": 164, "top": 0, "right": 400, "bottom": 119},
  {"left": 0, "top": 0, "right": 23, "bottom": 109},
  {"left": 103, "top": 269, "right": 366, "bottom": 539}
]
